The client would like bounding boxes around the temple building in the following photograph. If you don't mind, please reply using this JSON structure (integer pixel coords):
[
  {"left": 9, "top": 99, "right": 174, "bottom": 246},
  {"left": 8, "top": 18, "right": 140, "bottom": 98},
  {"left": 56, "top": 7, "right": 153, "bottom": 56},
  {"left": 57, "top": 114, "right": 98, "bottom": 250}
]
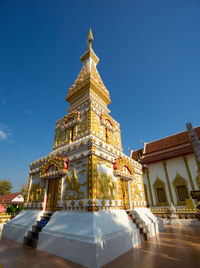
[
  {"left": 131, "top": 124, "right": 200, "bottom": 210},
  {"left": 2, "top": 29, "right": 163, "bottom": 268}
]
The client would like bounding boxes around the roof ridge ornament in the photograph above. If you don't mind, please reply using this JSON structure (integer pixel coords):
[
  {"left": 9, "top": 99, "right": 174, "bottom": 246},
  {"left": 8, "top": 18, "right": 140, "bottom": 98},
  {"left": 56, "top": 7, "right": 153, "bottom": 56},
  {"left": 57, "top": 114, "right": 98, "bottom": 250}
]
[{"left": 87, "top": 27, "right": 94, "bottom": 48}]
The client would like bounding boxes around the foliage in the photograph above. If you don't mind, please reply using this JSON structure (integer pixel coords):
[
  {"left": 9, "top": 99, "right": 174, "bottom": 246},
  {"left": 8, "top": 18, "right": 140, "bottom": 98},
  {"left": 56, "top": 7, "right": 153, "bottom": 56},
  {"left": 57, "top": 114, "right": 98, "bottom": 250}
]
[
  {"left": 6, "top": 204, "right": 24, "bottom": 215},
  {"left": 16, "top": 203, "right": 24, "bottom": 212},
  {"left": 6, "top": 205, "right": 16, "bottom": 215},
  {"left": 0, "top": 180, "right": 12, "bottom": 197}
]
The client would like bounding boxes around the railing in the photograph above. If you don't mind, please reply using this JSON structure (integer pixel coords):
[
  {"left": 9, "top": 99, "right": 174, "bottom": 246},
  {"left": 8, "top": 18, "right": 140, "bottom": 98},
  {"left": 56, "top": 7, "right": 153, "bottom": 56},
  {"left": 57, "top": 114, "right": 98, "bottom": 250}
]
[
  {"left": 0, "top": 213, "right": 11, "bottom": 224},
  {"left": 151, "top": 208, "right": 198, "bottom": 220}
]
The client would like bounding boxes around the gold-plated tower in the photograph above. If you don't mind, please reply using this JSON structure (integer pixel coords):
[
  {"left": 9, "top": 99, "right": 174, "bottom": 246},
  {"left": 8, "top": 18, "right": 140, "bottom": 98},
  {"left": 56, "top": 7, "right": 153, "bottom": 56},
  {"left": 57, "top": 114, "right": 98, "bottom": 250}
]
[{"left": 87, "top": 27, "right": 94, "bottom": 48}]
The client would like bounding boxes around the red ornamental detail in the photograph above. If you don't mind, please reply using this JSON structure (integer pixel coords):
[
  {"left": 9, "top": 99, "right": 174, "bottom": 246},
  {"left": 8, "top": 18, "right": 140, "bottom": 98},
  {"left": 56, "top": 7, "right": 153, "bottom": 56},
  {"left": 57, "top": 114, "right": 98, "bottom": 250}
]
[
  {"left": 113, "top": 157, "right": 135, "bottom": 175},
  {"left": 40, "top": 156, "right": 68, "bottom": 178},
  {"left": 63, "top": 158, "right": 68, "bottom": 170},
  {"left": 113, "top": 159, "right": 117, "bottom": 170},
  {"left": 64, "top": 111, "right": 81, "bottom": 125}
]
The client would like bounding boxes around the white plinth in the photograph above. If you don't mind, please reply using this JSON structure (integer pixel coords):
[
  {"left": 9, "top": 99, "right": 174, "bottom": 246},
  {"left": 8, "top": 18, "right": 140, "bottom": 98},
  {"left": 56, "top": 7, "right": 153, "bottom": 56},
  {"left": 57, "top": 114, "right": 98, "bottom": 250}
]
[
  {"left": 2, "top": 210, "right": 43, "bottom": 243},
  {"left": 134, "top": 208, "right": 164, "bottom": 236},
  {"left": 38, "top": 210, "right": 141, "bottom": 268}
]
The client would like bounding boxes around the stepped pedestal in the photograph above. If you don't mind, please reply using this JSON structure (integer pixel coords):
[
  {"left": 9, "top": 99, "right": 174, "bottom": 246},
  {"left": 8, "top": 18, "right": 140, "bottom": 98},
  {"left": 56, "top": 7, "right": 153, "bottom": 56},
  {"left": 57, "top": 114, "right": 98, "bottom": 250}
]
[
  {"left": 2, "top": 210, "right": 43, "bottom": 243},
  {"left": 37, "top": 210, "right": 141, "bottom": 268}
]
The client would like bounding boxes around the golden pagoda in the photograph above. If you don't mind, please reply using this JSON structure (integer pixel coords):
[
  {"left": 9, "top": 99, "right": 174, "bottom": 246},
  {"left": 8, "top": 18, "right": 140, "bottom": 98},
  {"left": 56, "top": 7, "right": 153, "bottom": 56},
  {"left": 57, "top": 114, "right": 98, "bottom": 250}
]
[{"left": 2, "top": 29, "right": 163, "bottom": 268}]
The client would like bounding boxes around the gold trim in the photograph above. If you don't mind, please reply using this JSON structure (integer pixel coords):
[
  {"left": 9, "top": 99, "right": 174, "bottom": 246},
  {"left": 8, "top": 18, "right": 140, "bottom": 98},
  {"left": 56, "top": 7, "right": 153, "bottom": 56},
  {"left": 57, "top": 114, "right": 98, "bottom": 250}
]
[
  {"left": 153, "top": 177, "right": 169, "bottom": 207},
  {"left": 115, "top": 157, "right": 135, "bottom": 175},
  {"left": 173, "top": 172, "right": 190, "bottom": 206},
  {"left": 196, "top": 175, "right": 200, "bottom": 189},
  {"left": 163, "top": 161, "right": 174, "bottom": 205},
  {"left": 146, "top": 168, "right": 154, "bottom": 206},
  {"left": 87, "top": 154, "right": 98, "bottom": 199},
  {"left": 183, "top": 156, "right": 195, "bottom": 190},
  {"left": 24, "top": 175, "right": 31, "bottom": 203},
  {"left": 144, "top": 183, "right": 149, "bottom": 206}
]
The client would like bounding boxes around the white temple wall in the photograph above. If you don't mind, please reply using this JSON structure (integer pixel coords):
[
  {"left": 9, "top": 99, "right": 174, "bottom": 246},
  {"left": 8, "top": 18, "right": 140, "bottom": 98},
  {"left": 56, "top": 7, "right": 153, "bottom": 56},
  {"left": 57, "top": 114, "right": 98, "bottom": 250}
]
[
  {"left": 187, "top": 154, "right": 199, "bottom": 189},
  {"left": 144, "top": 161, "right": 171, "bottom": 206},
  {"left": 144, "top": 153, "right": 199, "bottom": 208}
]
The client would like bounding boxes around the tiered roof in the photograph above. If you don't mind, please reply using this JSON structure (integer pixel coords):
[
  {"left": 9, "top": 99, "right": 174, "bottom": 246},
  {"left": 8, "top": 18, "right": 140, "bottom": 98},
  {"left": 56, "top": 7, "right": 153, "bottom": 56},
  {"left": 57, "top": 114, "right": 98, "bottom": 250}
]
[
  {"left": 132, "top": 126, "right": 200, "bottom": 164},
  {"left": 66, "top": 28, "right": 110, "bottom": 105}
]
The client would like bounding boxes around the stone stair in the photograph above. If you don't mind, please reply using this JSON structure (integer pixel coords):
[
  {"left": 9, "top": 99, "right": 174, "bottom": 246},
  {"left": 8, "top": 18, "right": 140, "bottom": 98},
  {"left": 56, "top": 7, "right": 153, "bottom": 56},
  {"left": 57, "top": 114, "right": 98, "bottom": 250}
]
[
  {"left": 127, "top": 210, "right": 150, "bottom": 241},
  {"left": 24, "top": 212, "right": 53, "bottom": 248}
]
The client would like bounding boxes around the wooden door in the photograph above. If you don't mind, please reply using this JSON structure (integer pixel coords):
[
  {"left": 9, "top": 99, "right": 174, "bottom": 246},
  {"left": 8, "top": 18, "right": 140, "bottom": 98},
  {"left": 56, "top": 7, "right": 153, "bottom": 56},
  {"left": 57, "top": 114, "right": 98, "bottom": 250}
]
[
  {"left": 122, "top": 180, "right": 130, "bottom": 210},
  {"left": 46, "top": 178, "right": 60, "bottom": 211}
]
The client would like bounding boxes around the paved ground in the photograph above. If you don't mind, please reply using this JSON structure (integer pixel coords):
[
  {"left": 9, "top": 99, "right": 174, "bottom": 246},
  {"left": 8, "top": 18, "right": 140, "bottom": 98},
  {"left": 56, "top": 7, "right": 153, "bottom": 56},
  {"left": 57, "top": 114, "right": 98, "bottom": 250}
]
[{"left": 0, "top": 225, "right": 200, "bottom": 268}]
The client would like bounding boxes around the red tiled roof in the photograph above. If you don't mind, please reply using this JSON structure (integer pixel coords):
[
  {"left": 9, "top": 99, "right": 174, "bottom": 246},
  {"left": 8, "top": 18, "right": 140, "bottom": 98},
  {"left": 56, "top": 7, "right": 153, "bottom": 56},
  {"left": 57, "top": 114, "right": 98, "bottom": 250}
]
[
  {"left": 131, "top": 126, "right": 200, "bottom": 164},
  {"left": 131, "top": 149, "right": 143, "bottom": 162},
  {"left": 0, "top": 192, "right": 23, "bottom": 203},
  {"left": 145, "top": 126, "right": 200, "bottom": 154}
]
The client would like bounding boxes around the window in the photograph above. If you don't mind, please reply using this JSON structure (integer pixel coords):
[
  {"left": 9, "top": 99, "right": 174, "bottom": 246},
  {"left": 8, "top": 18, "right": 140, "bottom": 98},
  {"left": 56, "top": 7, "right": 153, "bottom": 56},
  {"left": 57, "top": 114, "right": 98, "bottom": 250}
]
[
  {"left": 176, "top": 186, "right": 188, "bottom": 202},
  {"left": 153, "top": 177, "right": 169, "bottom": 206},
  {"left": 173, "top": 173, "right": 189, "bottom": 205},
  {"left": 156, "top": 188, "right": 167, "bottom": 203}
]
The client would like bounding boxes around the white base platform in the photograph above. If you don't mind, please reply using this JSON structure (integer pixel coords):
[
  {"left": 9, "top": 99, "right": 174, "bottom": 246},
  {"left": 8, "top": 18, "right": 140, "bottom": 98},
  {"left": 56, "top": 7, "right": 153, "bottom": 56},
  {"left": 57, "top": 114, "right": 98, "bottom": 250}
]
[
  {"left": 164, "top": 218, "right": 200, "bottom": 226},
  {"left": 2, "top": 210, "right": 43, "bottom": 243},
  {"left": 134, "top": 208, "right": 164, "bottom": 236},
  {"left": 38, "top": 210, "right": 141, "bottom": 268}
]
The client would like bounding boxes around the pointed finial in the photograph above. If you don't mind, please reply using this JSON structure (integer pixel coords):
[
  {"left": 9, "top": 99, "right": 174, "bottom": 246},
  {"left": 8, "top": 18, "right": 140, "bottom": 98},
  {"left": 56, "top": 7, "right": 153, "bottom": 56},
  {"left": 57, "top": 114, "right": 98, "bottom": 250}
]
[{"left": 87, "top": 27, "right": 94, "bottom": 48}]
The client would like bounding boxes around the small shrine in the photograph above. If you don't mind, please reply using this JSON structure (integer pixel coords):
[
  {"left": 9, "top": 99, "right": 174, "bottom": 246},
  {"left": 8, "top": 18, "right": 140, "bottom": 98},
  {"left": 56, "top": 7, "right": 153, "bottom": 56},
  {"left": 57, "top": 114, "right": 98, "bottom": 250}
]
[{"left": 2, "top": 29, "right": 163, "bottom": 268}]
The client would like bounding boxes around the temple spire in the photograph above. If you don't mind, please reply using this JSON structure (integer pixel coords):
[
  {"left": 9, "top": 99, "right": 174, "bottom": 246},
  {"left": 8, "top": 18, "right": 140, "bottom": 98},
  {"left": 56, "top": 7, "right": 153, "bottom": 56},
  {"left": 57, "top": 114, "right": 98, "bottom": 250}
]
[{"left": 87, "top": 27, "right": 94, "bottom": 48}]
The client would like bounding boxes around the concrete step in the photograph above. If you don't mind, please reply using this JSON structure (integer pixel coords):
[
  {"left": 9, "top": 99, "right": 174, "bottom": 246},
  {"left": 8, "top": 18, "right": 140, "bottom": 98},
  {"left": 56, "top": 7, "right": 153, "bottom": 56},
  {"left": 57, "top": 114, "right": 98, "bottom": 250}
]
[
  {"left": 24, "top": 236, "right": 38, "bottom": 248},
  {"left": 28, "top": 230, "right": 39, "bottom": 239},
  {"left": 24, "top": 212, "right": 54, "bottom": 248},
  {"left": 32, "top": 225, "right": 42, "bottom": 232}
]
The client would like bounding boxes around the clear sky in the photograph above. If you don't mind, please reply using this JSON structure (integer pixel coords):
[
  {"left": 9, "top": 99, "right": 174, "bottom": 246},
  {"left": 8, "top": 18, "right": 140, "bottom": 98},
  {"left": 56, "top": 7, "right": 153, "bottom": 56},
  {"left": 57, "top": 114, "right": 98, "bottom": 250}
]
[{"left": 0, "top": 0, "right": 200, "bottom": 192}]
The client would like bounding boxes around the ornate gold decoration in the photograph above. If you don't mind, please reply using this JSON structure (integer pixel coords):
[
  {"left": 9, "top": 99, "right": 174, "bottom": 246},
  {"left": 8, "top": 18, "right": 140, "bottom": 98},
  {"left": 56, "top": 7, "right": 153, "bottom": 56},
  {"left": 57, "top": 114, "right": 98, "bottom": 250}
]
[
  {"left": 87, "top": 28, "right": 94, "bottom": 47},
  {"left": 24, "top": 175, "right": 31, "bottom": 203},
  {"left": 183, "top": 156, "right": 195, "bottom": 191},
  {"left": 196, "top": 175, "right": 200, "bottom": 189},
  {"left": 46, "top": 178, "right": 61, "bottom": 211},
  {"left": 163, "top": 161, "right": 174, "bottom": 205},
  {"left": 146, "top": 168, "right": 154, "bottom": 206},
  {"left": 64, "top": 169, "right": 86, "bottom": 200},
  {"left": 87, "top": 154, "right": 98, "bottom": 199},
  {"left": 68, "top": 61, "right": 90, "bottom": 94},
  {"left": 29, "top": 180, "right": 46, "bottom": 203},
  {"left": 79, "top": 200, "right": 84, "bottom": 206},
  {"left": 173, "top": 172, "right": 190, "bottom": 206},
  {"left": 153, "top": 177, "right": 169, "bottom": 207},
  {"left": 100, "top": 114, "right": 115, "bottom": 128},
  {"left": 78, "top": 169, "right": 86, "bottom": 174},
  {"left": 143, "top": 183, "right": 149, "bottom": 206},
  {"left": 114, "top": 157, "right": 135, "bottom": 176},
  {"left": 39, "top": 156, "right": 68, "bottom": 178},
  {"left": 88, "top": 199, "right": 93, "bottom": 206},
  {"left": 62, "top": 111, "right": 81, "bottom": 126},
  {"left": 118, "top": 176, "right": 123, "bottom": 200},
  {"left": 102, "top": 199, "right": 106, "bottom": 206},
  {"left": 66, "top": 39, "right": 110, "bottom": 104},
  {"left": 132, "top": 180, "right": 143, "bottom": 202},
  {"left": 97, "top": 172, "right": 117, "bottom": 200},
  {"left": 120, "top": 179, "right": 130, "bottom": 210}
]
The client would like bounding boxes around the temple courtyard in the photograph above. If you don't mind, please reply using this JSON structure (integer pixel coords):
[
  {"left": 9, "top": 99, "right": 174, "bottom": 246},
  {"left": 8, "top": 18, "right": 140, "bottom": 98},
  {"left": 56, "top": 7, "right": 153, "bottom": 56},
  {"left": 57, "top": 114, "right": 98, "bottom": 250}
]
[{"left": 0, "top": 225, "right": 199, "bottom": 268}]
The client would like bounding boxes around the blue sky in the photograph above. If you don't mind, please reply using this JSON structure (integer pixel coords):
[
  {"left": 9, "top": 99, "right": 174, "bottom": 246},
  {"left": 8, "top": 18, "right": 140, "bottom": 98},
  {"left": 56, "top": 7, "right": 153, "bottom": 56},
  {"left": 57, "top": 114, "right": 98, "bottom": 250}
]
[{"left": 0, "top": 0, "right": 200, "bottom": 192}]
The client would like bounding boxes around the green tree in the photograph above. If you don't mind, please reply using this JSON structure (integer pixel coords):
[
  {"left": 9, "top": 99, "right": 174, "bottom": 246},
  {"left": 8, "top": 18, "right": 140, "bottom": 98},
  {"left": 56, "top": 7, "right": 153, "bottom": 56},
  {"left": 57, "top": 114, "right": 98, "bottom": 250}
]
[{"left": 0, "top": 180, "right": 12, "bottom": 197}]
